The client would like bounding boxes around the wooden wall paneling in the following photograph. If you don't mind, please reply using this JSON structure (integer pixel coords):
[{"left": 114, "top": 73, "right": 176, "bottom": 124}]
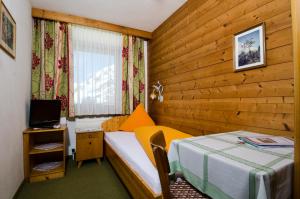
[
  {"left": 163, "top": 63, "right": 294, "bottom": 93},
  {"left": 154, "top": 98, "right": 294, "bottom": 114},
  {"left": 152, "top": 0, "right": 209, "bottom": 39},
  {"left": 151, "top": 0, "right": 272, "bottom": 61},
  {"left": 150, "top": 44, "right": 292, "bottom": 83},
  {"left": 150, "top": 21, "right": 292, "bottom": 80},
  {"left": 150, "top": 0, "right": 289, "bottom": 62},
  {"left": 32, "top": 8, "right": 152, "bottom": 39},
  {"left": 150, "top": 11, "right": 292, "bottom": 84},
  {"left": 149, "top": 0, "right": 294, "bottom": 140},
  {"left": 163, "top": 79, "right": 294, "bottom": 100},
  {"left": 151, "top": 0, "right": 246, "bottom": 49},
  {"left": 291, "top": 0, "right": 300, "bottom": 198},
  {"left": 151, "top": 108, "right": 293, "bottom": 131},
  {"left": 150, "top": 114, "right": 294, "bottom": 137},
  {"left": 152, "top": 25, "right": 292, "bottom": 73},
  {"left": 150, "top": 2, "right": 291, "bottom": 75}
]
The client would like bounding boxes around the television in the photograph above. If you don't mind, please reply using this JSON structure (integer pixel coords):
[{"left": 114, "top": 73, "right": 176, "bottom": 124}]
[{"left": 29, "top": 100, "right": 61, "bottom": 128}]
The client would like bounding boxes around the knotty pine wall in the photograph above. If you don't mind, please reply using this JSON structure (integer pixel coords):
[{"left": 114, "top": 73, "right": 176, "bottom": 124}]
[{"left": 149, "top": 0, "right": 294, "bottom": 137}]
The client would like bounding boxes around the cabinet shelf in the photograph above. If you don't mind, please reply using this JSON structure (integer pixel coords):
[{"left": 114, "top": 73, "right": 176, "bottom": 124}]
[
  {"left": 29, "top": 145, "right": 64, "bottom": 155},
  {"left": 31, "top": 164, "right": 64, "bottom": 177}
]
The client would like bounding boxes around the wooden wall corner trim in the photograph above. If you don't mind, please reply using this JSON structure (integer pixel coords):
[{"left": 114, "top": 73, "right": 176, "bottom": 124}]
[
  {"left": 32, "top": 8, "right": 152, "bottom": 40},
  {"left": 291, "top": 0, "right": 300, "bottom": 198}
]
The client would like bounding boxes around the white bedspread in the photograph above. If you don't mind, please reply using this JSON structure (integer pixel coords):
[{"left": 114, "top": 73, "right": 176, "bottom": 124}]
[
  {"left": 104, "top": 131, "right": 161, "bottom": 195},
  {"left": 168, "top": 131, "right": 294, "bottom": 199}
]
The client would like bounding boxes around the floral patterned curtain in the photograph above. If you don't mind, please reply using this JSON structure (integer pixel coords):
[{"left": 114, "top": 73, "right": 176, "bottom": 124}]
[
  {"left": 122, "top": 35, "right": 145, "bottom": 114},
  {"left": 31, "top": 18, "right": 70, "bottom": 117}
]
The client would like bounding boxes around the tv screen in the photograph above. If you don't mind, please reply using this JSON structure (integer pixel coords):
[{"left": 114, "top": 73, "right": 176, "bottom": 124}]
[{"left": 29, "top": 100, "right": 61, "bottom": 128}]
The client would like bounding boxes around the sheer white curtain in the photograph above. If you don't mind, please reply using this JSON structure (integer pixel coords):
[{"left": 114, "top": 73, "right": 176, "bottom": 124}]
[{"left": 71, "top": 25, "right": 122, "bottom": 115}]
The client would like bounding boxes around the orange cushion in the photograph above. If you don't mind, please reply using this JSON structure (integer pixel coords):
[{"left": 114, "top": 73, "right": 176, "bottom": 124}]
[
  {"left": 119, "top": 104, "right": 155, "bottom": 131},
  {"left": 134, "top": 126, "right": 192, "bottom": 166}
]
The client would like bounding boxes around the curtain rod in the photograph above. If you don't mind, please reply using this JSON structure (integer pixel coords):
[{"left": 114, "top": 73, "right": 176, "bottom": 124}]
[{"left": 32, "top": 8, "right": 152, "bottom": 40}]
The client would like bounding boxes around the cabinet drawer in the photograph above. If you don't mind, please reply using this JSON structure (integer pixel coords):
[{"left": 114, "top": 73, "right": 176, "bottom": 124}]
[
  {"left": 30, "top": 171, "right": 64, "bottom": 183},
  {"left": 76, "top": 133, "right": 99, "bottom": 140}
]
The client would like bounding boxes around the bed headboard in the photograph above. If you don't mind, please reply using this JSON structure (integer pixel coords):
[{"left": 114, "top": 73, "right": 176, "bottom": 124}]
[{"left": 101, "top": 116, "right": 129, "bottom": 132}]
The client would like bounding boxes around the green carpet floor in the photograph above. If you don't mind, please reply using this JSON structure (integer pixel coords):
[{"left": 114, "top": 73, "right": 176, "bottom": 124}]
[{"left": 15, "top": 159, "right": 132, "bottom": 199}]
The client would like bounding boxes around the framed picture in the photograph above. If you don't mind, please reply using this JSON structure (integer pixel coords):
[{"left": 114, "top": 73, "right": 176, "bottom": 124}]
[
  {"left": 233, "top": 23, "right": 266, "bottom": 72},
  {"left": 0, "top": 0, "right": 16, "bottom": 58}
]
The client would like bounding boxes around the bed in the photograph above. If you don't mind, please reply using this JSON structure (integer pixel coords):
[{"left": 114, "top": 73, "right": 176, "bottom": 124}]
[
  {"left": 102, "top": 117, "right": 294, "bottom": 199},
  {"left": 102, "top": 116, "right": 163, "bottom": 199}
]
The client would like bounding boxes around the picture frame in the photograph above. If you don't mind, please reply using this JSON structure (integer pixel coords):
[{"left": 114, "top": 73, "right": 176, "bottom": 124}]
[
  {"left": 0, "top": 0, "right": 16, "bottom": 59},
  {"left": 233, "top": 23, "right": 266, "bottom": 72}
]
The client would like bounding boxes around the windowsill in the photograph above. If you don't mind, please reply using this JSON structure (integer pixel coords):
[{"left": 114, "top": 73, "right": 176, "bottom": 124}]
[{"left": 73, "top": 114, "right": 128, "bottom": 119}]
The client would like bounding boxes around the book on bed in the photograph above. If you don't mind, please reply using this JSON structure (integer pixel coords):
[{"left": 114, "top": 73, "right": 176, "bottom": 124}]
[{"left": 238, "top": 136, "right": 294, "bottom": 147}]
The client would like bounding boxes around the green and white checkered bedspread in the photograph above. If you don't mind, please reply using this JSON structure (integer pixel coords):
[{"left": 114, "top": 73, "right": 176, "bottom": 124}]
[{"left": 168, "top": 131, "right": 293, "bottom": 199}]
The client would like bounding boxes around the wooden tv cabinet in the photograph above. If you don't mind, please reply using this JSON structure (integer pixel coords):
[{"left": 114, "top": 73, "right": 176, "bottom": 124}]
[{"left": 23, "top": 126, "right": 67, "bottom": 182}]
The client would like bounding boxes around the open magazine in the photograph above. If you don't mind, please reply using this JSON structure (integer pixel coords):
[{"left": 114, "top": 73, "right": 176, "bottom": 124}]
[{"left": 238, "top": 136, "right": 294, "bottom": 147}]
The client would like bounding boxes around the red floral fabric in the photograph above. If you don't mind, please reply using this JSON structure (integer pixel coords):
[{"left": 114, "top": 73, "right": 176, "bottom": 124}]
[
  {"left": 31, "top": 18, "right": 70, "bottom": 117},
  {"left": 44, "top": 32, "right": 54, "bottom": 50},
  {"left": 45, "top": 74, "right": 54, "bottom": 91},
  {"left": 122, "top": 35, "right": 145, "bottom": 114},
  {"left": 32, "top": 52, "right": 40, "bottom": 70}
]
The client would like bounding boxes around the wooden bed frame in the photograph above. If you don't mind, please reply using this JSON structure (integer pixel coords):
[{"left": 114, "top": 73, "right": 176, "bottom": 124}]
[{"left": 102, "top": 116, "right": 162, "bottom": 199}]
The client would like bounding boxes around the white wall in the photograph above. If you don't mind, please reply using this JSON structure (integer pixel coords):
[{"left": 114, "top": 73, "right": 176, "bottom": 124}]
[{"left": 0, "top": 0, "right": 32, "bottom": 198}]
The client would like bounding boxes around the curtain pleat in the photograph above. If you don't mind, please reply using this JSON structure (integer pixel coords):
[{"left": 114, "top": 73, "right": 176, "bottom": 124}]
[
  {"left": 68, "top": 24, "right": 75, "bottom": 117},
  {"left": 122, "top": 35, "right": 146, "bottom": 114},
  {"left": 122, "top": 36, "right": 130, "bottom": 114},
  {"left": 31, "top": 18, "right": 70, "bottom": 117}
]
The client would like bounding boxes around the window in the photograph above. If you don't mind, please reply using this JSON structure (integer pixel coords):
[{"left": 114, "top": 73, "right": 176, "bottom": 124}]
[{"left": 72, "top": 25, "right": 122, "bottom": 116}]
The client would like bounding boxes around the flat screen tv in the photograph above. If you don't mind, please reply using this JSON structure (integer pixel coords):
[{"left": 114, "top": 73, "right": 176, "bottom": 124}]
[{"left": 29, "top": 100, "right": 61, "bottom": 128}]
